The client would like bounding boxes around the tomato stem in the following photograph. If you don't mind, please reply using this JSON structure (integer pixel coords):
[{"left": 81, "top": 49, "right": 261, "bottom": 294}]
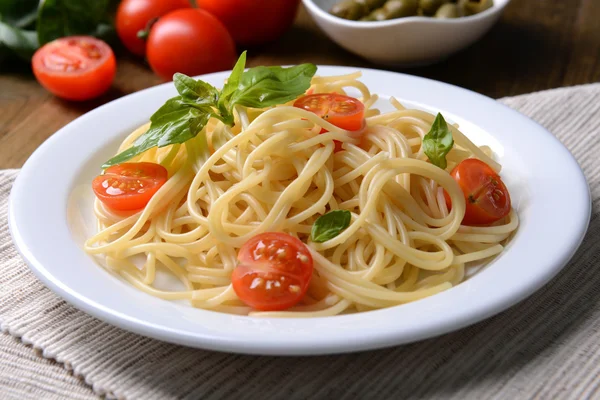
[{"left": 136, "top": 17, "right": 159, "bottom": 40}]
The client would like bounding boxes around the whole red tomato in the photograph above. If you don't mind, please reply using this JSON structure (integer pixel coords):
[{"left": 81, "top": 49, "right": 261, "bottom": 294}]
[
  {"left": 195, "top": 0, "right": 301, "bottom": 46},
  {"left": 116, "top": 0, "right": 191, "bottom": 56},
  {"left": 146, "top": 8, "right": 237, "bottom": 81}
]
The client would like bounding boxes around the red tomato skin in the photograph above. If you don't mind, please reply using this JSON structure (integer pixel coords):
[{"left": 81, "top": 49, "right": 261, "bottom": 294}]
[
  {"left": 32, "top": 36, "right": 116, "bottom": 101},
  {"left": 92, "top": 162, "right": 168, "bottom": 211},
  {"left": 294, "top": 94, "right": 366, "bottom": 152},
  {"left": 447, "top": 158, "right": 511, "bottom": 225},
  {"left": 146, "top": 8, "right": 237, "bottom": 81},
  {"left": 116, "top": 0, "right": 191, "bottom": 56},
  {"left": 196, "top": 0, "right": 300, "bottom": 46},
  {"left": 232, "top": 232, "right": 313, "bottom": 311}
]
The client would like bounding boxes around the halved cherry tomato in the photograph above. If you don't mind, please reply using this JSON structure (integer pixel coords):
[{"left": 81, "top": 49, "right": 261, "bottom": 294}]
[
  {"left": 32, "top": 36, "right": 116, "bottom": 101},
  {"left": 294, "top": 93, "right": 365, "bottom": 152},
  {"left": 116, "top": 0, "right": 191, "bottom": 56},
  {"left": 232, "top": 232, "right": 313, "bottom": 311},
  {"left": 445, "top": 158, "right": 511, "bottom": 225},
  {"left": 92, "top": 163, "right": 168, "bottom": 211}
]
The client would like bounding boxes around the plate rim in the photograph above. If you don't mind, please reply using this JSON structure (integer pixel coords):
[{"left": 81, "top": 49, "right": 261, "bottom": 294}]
[{"left": 8, "top": 66, "right": 591, "bottom": 355}]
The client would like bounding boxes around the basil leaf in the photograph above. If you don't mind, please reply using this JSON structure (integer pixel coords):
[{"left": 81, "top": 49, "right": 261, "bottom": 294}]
[
  {"left": 173, "top": 73, "right": 219, "bottom": 105},
  {"left": 37, "top": 0, "right": 118, "bottom": 45},
  {"left": 422, "top": 113, "right": 454, "bottom": 170},
  {"left": 217, "top": 51, "right": 247, "bottom": 125},
  {"left": 0, "top": 21, "right": 38, "bottom": 61},
  {"left": 103, "top": 98, "right": 211, "bottom": 168},
  {"left": 311, "top": 210, "right": 351, "bottom": 243},
  {"left": 230, "top": 63, "right": 317, "bottom": 109},
  {"left": 220, "top": 51, "right": 246, "bottom": 103},
  {"left": 102, "top": 54, "right": 318, "bottom": 168},
  {"left": 0, "top": 0, "right": 39, "bottom": 29}
]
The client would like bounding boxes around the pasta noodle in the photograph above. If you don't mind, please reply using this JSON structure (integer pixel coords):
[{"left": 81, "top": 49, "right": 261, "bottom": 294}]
[{"left": 85, "top": 72, "right": 518, "bottom": 317}]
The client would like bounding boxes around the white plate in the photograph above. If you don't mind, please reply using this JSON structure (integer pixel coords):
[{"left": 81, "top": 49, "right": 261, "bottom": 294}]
[{"left": 9, "top": 67, "right": 590, "bottom": 355}]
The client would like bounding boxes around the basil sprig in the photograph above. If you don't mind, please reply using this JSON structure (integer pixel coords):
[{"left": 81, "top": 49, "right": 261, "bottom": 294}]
[
  {"left": 311, "top": 210, "right": 351, "bottom": 243},
  {"left": 422, "top": 113, "right": 454, "bottom": 170},
  {"left": 103, "top": 52, "right": 317, "bottom": 168}
]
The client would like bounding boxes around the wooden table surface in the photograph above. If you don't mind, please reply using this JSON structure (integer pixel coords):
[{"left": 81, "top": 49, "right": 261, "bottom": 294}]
[{"left": 1, "top": 0, "right": 598, "bottom": 169}]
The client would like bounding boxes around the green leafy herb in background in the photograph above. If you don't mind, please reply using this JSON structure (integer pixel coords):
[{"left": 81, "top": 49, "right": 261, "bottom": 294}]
[
  {"left": 37, "top": 0, "right": 119, "bottom": 46},
  {"left": 0, "top": 0, "right": 119, "bottom": 65},
  {"left": 0, "top": 0, "right": 39, "bottom": 62},
  {"left": 103, "top": 51, "right": 318, "bottom": 168},
  {"left": 422, "top": 113, "right": 454, "bottom": 169},
  {"left": 0, "top": 0, "right": 39, "bottom": 28},
  {"left": 311, "top": 210, "right": 351, "bottom": 243}
]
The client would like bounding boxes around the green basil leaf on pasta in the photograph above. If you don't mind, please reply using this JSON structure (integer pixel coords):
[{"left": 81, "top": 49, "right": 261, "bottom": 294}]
[
  {"left": 102, "top": 53, "right": 317, "bottom": 168},
  {"left": 217, "top": 51, "right": 247, "bottom": 126},
  {"left": 311, "top": 210, "right": 351, "bottom": 243},
  {"left": 103, "top": 98, "right": 211, "bottom": 168},
  {"left": 423, "top": 113, "right": 454, "bottom": 170},
  {"left": 230, "top": 63, "right": 317, "bottom": 109},
  {"left": 173, "top": 73, "right": 219, "bottom": 106},
  {"left": 219, "top": 51, "right": 246, "bottom": 105}
]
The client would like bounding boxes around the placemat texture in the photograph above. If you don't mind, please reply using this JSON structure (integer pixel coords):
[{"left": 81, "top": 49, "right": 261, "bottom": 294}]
[{"left": 1, "top": 83, "right": 599, "bottom": 400}]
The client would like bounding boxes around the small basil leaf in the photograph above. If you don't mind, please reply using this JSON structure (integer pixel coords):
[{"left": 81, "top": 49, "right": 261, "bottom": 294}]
[
  {"left": 103, "top": 98, "right": 211, "bottom": 167},
  {"left": 422, "top": 113, "right": 454, "bottom": 170},
  {"left": 230, "top": 63, "right": 317, "bottom": 109},
  {"left": 311, "top": 210, "right": 351, "bottom": 243},
  {"left": 173, "top": 73, "right": 219, "bottom": 105},
  {"left": 0, "top": 22, "right": 38, "bottom": 61}
]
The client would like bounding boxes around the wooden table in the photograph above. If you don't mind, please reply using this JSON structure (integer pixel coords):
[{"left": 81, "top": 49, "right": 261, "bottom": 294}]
[{"left": 1, "top": 0, "right": 598, "bottom": 169}]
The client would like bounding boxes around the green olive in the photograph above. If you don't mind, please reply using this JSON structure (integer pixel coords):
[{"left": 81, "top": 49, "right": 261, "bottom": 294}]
[
  {"left": 383, "top": 0, "right": 419, "bottom": 19},
  {"left": 355, "top": 0, "right": 388, "bottom": 11},
  {"left": 359, "top": 13, "right": 378, "bottom": 21},
  {"left": 434, "top": 3, "right": 464, "bottom": 18},
  {"left": 418, "top": 0, "right": 449, "bottom": 15},
  {"left": 366, "top": 8, "right": 389, "bottom": 21},
  {"left": 330, "top": 0, "right": 369, "bottom": 20},
  {"left": 458, "top": 0, "right": 493, "bottom": 15}
]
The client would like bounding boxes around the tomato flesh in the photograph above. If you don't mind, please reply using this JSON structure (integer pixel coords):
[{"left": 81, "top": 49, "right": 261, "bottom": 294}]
[
  {"left": 294, "top": 93, "right": 365, "bottom": 152},
  {"left": 446, "top": 158, "right": 511, "bottom": 225},
  {"left": 32, "top": 36, "right": 116, "bottom": 101},
  {"left": 92, "top": 163, "right": 168, "bottom": 211},
  {"left": 232, "top": 232, "right": 313, "bottom": 311}
]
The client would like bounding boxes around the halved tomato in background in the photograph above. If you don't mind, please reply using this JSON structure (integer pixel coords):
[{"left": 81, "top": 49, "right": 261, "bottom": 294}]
[
  {"left": 92, "top": 162, "right": 168, "bottom": 211},
  {"left": 294, "top": 93, "right": 365, "bottom": 152},
  {"left": 232, "top": 232, "right": 314, "bottom": 311},
  {"left": 32, "top": 36, "right": 116, "bottom": 101}
]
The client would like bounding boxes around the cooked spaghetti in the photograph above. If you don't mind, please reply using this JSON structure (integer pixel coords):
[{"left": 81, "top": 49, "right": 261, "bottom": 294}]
[{"left": 85, "top": 71, "right": 518, "bottom": 317}]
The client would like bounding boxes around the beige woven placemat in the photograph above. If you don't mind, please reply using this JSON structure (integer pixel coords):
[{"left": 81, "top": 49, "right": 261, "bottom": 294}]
[{"left": 1, "top": 83, "right": 599, "bottom": 400}]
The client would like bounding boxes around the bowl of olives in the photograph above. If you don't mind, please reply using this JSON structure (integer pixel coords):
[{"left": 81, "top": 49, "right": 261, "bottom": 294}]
[{"left": 302, "top": 0, "right": 510, "bottom": 66}]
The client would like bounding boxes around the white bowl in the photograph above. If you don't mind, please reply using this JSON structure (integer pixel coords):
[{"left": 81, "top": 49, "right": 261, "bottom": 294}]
[{"left": 302, "top": 0, "right": 511, "bottom": 66}]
